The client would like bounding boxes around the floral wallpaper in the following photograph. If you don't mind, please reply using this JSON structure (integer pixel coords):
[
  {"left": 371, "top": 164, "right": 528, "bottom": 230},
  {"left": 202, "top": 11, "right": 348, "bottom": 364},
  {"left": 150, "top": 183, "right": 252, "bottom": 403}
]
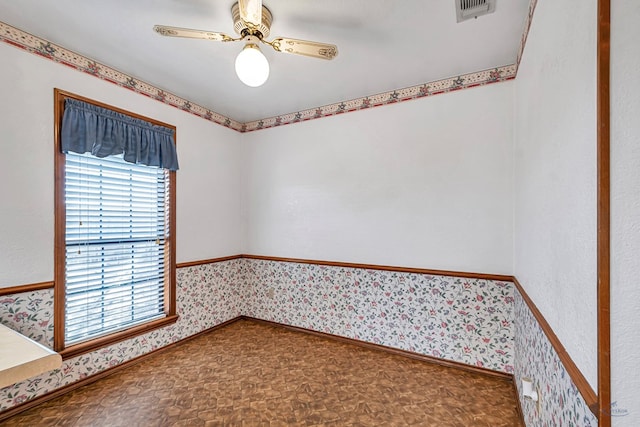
[
  {"left": 0, "top": 259, "right": 243, "bottom": 412},
  {"left": 513, "top": 288, "right": 597, "bottom": 426},
  {"left": 0, "top": 290, "right": 54, "bottom": 348},
  {"left": 2, "top": 256, "right": 597, "bottom": 427},
  {"left": 240, "top": 259, "right": 515, "bottom": 373}
]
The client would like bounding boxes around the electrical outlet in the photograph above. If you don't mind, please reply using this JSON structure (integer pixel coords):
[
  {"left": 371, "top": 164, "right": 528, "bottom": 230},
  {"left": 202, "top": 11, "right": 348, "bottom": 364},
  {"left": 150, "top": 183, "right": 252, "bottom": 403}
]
[{"left": 522, "top": 377, "right": 541, "bottom": 413}]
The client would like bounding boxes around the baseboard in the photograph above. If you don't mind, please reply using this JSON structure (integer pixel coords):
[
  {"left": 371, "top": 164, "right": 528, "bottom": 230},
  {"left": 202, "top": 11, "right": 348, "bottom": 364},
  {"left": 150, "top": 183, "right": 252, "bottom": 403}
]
[
  {"left": 240, "top": 316, "right": 514, "bottom": 381},
  {"left": 0, "top": 316, "right": 242, "bottom": 423}
]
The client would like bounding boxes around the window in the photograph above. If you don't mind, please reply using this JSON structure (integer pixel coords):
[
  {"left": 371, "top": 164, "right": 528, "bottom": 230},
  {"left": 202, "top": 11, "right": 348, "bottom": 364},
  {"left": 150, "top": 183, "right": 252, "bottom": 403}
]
[
  {"left": 64, "top": 152, "right": 168, "bottom": 344},
  {"left": 54, "top": 90, "right": 178, "bottom": 357}
]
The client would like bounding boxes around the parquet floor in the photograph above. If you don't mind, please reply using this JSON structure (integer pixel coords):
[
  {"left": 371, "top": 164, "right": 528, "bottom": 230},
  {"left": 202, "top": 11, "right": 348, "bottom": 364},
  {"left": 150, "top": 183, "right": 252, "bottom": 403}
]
[{"left": 2, "top": 319, "right": 522, "bottom": 426}]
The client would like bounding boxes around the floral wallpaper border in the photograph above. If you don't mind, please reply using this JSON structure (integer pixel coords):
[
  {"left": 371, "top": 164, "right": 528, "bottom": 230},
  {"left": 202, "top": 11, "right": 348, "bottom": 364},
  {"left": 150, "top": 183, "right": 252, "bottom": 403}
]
[
  {"left": 513, "top": 287, "right": 597, "bottom": 426},
  {"left": 240, "top": 65, "right": 516, "bottom": 132},
  {"left": 0, "top": 0, "right": 537, "bottom": 134},
  {"left": 517, "top": 0, "right": 539, "bottom": 70},
  {"left": 0, "top": 21, "right": 244, "bottom": 132}
]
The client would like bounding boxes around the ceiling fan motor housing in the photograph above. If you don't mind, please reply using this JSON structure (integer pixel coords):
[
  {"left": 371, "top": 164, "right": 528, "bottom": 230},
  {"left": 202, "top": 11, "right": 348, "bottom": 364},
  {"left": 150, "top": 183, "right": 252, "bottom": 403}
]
[{"left": 232, "top": 2, "right": 273, "bottom": 39}]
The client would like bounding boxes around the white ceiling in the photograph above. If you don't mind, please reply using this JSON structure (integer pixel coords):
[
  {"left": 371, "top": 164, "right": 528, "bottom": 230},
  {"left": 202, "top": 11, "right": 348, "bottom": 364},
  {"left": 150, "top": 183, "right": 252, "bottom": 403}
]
[{"left": 0, "top": 0, "right": 530, "bottom": 123}]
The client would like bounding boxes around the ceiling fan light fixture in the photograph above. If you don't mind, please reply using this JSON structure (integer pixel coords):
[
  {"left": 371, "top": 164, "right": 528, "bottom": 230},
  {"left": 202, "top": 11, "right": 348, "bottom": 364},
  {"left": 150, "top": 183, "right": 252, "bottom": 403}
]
[
  {"left": 235, "top": 41, "right": 269, "bottom": 87},
  {"left": 155, "top": 1, "right": 338, "bottom": 87}
]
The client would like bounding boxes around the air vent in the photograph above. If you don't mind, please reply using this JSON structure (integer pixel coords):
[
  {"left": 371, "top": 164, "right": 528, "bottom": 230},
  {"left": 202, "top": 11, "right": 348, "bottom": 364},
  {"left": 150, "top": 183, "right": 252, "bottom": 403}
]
[{"left": 456, "top": 0, "right": 496, "bottom": 23}]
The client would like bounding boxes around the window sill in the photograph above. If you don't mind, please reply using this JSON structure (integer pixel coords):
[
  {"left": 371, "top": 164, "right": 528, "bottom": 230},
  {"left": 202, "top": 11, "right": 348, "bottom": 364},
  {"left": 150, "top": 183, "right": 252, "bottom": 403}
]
[{"left": 58, "top": 314, "right": 179, "bottom": 360}]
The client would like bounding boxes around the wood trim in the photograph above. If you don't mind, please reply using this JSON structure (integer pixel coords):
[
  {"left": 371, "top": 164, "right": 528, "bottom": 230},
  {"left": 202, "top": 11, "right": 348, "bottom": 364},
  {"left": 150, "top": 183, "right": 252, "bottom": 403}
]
[
  {"left": 167, "top": 155, "right": 177, "bottom": 318},
  {"left": 177, "top": 255, "right": 509, "bottom": 284},
  {"left": 59, "top": 314, "right": 179, "bottom": 360},
  {"left": 53, "top": 88, "right": 66, "bottom": 353},
  {"left": 512, "top": 277, "right": 598, "bottom": 414},
  {"left": 0, "top": 281, "right": 54, "bottom": 296},
  {"left": 0, "top": 316, "right": 242, "bottom": 423},
  {"left": 241, "top": 316, "right": 514, "bottom": 381},
  {"left": 596, "top": 0, "right": 611, "bottom": 424},
  {"left": 176, "top": 255, "right": 244, "bottom": 269},
  {"left": 241, "top": 254, "right": 513, "bottom": 282}
]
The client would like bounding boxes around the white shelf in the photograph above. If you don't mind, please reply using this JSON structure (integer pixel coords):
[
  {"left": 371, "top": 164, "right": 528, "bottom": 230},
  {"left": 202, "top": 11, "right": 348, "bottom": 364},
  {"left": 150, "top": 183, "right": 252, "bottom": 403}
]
[{"left": 0, "top": 323, "right": 62, "bottom": 389}]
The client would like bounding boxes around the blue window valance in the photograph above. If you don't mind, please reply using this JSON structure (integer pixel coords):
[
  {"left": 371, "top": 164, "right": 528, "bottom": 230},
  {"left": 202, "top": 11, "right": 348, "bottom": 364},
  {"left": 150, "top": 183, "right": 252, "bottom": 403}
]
[{"left": 61, "top": 98, "right": 179, "bottom": 171}]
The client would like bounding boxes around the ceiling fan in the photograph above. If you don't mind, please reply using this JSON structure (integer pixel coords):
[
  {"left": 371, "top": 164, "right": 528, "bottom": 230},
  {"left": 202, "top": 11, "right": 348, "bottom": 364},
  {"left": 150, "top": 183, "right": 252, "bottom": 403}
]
[{"left": 153, "top": 0, "right": 338, "bottom": 87}]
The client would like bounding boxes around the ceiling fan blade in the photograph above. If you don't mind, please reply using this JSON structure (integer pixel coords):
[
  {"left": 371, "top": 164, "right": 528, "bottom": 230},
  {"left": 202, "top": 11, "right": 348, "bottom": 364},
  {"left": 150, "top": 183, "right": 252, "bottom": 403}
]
[
  {"left": 268, "top": 38, "right": 338, "bottom": 60},
  {"left": 238, "top": 0, "right": 263, "bottom": 27},
  {"left": 153, "top": 25, "right": 235, "bottom": 42}
]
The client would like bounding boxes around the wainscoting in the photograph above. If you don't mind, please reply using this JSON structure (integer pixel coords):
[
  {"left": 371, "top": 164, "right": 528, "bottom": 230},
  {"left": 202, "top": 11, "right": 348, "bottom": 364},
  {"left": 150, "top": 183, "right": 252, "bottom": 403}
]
[{"left": 0, "top": 257, "right": 597, "bottom": 426}]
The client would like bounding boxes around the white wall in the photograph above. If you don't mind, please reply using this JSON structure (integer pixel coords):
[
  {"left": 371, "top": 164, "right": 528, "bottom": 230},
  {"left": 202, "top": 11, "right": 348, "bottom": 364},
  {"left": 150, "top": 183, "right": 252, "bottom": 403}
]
[
  {"left": 7, "top": 7, "right": 634, "bottom": 419},
  {"left": 0, "top": 42, "right": 243, "bottom": 287},
  {"left": 611, "top": 0, "right": 640, "bottom": 424},
  {"left": 243, "top": 82, "right": 514, "bottom": 275},
  {"left": 514, "top": 0, "right": 597, "bottom": 389}
]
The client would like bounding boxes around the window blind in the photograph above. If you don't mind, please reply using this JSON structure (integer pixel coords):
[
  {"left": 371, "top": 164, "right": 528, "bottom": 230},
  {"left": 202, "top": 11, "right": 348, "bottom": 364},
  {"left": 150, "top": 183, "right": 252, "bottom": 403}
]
[{"left": 64, "top": 152, "right": 169, "bottom": 345}]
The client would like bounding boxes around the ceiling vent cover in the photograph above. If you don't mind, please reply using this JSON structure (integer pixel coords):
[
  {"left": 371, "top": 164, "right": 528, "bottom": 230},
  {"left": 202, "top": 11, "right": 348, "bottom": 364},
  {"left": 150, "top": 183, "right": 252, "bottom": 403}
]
[{"left": 456, "top": 0, "right": 496, "bottom": 22}]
